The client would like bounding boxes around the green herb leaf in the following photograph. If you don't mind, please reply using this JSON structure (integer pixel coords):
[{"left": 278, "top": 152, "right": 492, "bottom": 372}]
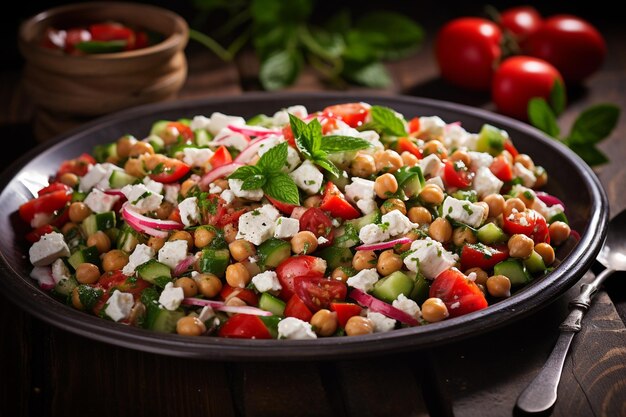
[
  {"left": 568, "top": 144, "right": 609, "bottom": 166},
  {"left": 353, "top": 12, "right": 424, "bottom": 60},
  {"left": 370, "top": 105, "right": 407, "bottom": 137},
  {"left": 549, "top": 80, "right": 566, "bottom": 116},
  {"left": 528, "top": 98, "right": 560, "bottom": 138},
  {"left": 263, "top": 172, "right": 300, "bottom": 205},
  {"left": 257, "top": 141, "right": 288, "bottom": 172},
  {"left": 319, "top": 135, "right": 372, "bottom": 153},
  {"left": 566, "top": 104, "right": 620, "bottom": 145},
  {"left": 342, "top": 60, "right": 392, "bottom": 88},
  {"left": 228, "top": 165, "right": 261, "bottom": 180},
  {"left": 314, "top": 158, "right": 341, "bottom": 178},
  {"left": 259, "top": 49, "right": 302, "bottom": 91},
  {"left": 306, "top": 118, "right": 323, "bottom": 154},
  {"left": 241, "top": 174, "right": 267, "bottom": 190}
]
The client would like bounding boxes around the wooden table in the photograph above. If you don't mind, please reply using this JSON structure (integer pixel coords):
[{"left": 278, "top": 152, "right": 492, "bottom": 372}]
[{"left": 2, "top": 6, "right": 626, "bottom": 417}]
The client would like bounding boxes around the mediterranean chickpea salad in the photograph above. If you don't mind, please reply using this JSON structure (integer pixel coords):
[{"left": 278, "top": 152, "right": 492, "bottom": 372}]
[{"left": 20, "top": 102, "right": 573, "bottom": 340}]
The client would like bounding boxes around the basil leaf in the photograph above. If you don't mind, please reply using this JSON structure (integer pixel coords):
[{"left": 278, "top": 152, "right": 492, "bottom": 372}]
[
  {"left": 259, "top": 49, "right": 302, "bottom": 90},
  {"left": 263, "top": 172, "right": 300, "bottom": 205},
  {"left": 566, "top": 104, "right": 620, "bottom": 145},
  {"left": 342, "top": 60, "right": 392, "bottom": 88},
  {"left": 313, "top": 158, "right": 341, "bottom": 178},
  {"left": 257, "top": 142, "right": 288, "bottom": 173},
  {"left": 241, "top": 174, "right": 266, "bottom": 190},
  {"left": 354, "top": 12, "right": 423, "bottom": 60},
  {"left": 320, "top": 135, "right": 371, "bottom": 153},
  {"left": 371, "top": 105, "right": 407, "bottom": 136},
  {"left": 528, "top": 98, "right": 560, "bottom": 138},
  {"left": 550, "top": 80, "right": 566, "bottom": 116},
  {"left": 568, "top": 144, "right": 609, "bottom": 166},
  {"left": 228, "top": 165, "right": 261, "bottom": 180}
]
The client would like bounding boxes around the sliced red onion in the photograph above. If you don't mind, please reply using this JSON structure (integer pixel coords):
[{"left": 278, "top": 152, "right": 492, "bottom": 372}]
[
  {"left": 535, "top": 191, "right": 565, "bottom": 209},
  {"left": 121, "top": 204, "right": 182, "bottom": 230},
  {"left": 349, "top": 288, "right": 420, "bottom": 326},
  {"left": 356, "top": 237, "right": 413, "bottom": 251},
  {"left": 30, "top": 266, "right": 56, "bottom": 290},
  {"left": 234, "top": 137, "right": 273, "bottom": 164},
  {"left": 200, "top": 162, "right": 244, "bottom": 189},
  {"left": 102, "top": 188, "right": 126, "bottom": 197},
  {"left": 227, "top": 124, "right": 281, "bottom": 137},
  {"left": 121, "top": 207, "right": 169, "bottom": 238},
  {"left": 173, "top": 255, "right": 196, "bottom": 277},
  {"left": 181, "top": 298, "right": 272, "bottom": 316}
]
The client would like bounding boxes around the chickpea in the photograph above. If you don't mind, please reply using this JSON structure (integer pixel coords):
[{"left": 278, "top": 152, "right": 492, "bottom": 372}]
[
  {"left": 535, "top": 242, "right": 555, "bottom": 265},
  {"left": 310, "top": 309, "right": 338, "bottom": 337},
  {"left": 143, "top": 154, "right": 167, "bottom": 171},
  {"left": 374, "top": 150, "right": 403, "bottom": 173},
  {"left": 124, "top": 158, "right": 146, "bottom": 177},
  {"left": 291, "top": 231, "right": 318, "bottom": 254},
  {"left": 176, "top": 316, "right": 206, "bottom": 336},
  {"left": 69, "top": 202, "right": 91, "bottom": 223},
  {"left": 102, "top": 250, "right": 129, "bottom": 272},
  {"left": 147, "top": 236, "right": 166, "bottom": 252},
  {"left": 514, "top": 154, "right": 535, "bottom": 170},
  {"left": 223, "top": 224, "right": 238, "bottom": 244},
  {"left": 549, "top": 221, "right": 571, "bottom": 246},
  {"left": 175, "top": 277, "right": 198, "bottom": 298},
  {"left": 76, "top": 263, "right": 100, "bottom": 284},
  {"left": 86, "top": 231, "right": 111, "bottom": 253},
  {"left": 401, "top": 151, "right": 419, "bottom": 167},
  {"left": 429, "top": 218, "right": 452, "bottom": 243},
  {"left": 71, "top": 287, "right": 84, "bottom": 310},
  {"left": 421, "top": 298, "right": 449, "bottom": 323},
  {"left": 534, "top": 167, "right": 548, "bottom": 188},
  {"left": 504, "top": 198, "right": 526, "bottom": 217},
  {"left": 450, "top": 150, "right": 472, "bottom": 167},
  {"left": 226, "top": 263, "right": 252, "bottom": 288},
  {"left": 419, "top": 184, "right": 445, "bottom": 205},
  {"left": 180, "top": 178, "right": 198, "bottom": 198},
  {"left": 117, "top": 135, "right": 138, "bottom": 159},
  {"left": 351, "top": 153, "right": 377, "bottom": 177},
  {"left": 517, "top": 190, "right": 535, "bottom": 209},
  {"left": 331, "top": 267, "right": 350, "bottom": 283},
  {"left": 128, "top": 301, "right": 146, "bottom": 326},
  {"left": 486, "top": 275, "right": 512, "bottom": 298},
  {"left": 422, "top": 140, "right": 448, "bottom": 159},
  {"left": 161, "top": 125, "right": 183, "bottom": 145},
  {"left": 352, "top": 250, "right": 377, "bottom": 271},
  {"left": 376, "top": 250, "right": 403, "bottom": 275},
  {"left": 195, "top": 273, "right": 223, "bottom": 298},
  {"left": 128, "top": 141, "right": 155, "bottom": 157},
  {"left": 169, "top": 230, "right": 193, "bottom": 251},
  {"left": 61, "top": 222, "right": 78, "bottom": 235},
  {"left": 154, "top": 201, "right": 175, "bottom": 220},
  {"left": 229, "top": 240, "right": 256, "bottom": 262},
  {"left": 380, "top": 198, "right": 407, "bottom": 215},
  {"left": 452, "top": 227, "right": 477, "bottom": 246},
  {"left": 408, "top": 206, "right": 432, "bottom": 225},
  {"left": 59, "top": 172, "right": 78, "bottom": 187},
  {"left": 344, "top": 316, "right": 374, "bottom": 336},
  {"left": 374, "top": 173, "right": 398, "bottom": 199},
  {"left": 508, "top": 234, "right": 534, "bottom": 259},
  {"left": 194, "top": 227, "right": 216, "bottom": 249},
  {"left": 465, "top": 267, "right": 488, "bottom": 286},
  {"left": 303, "top": 195, "right": 322, "bottom": 208},
  {"left": 483, "top": 194, "right": 505, "bottom": 218},
  {"left": 396, "top": 231, "right": 419, "bottom": 253}
]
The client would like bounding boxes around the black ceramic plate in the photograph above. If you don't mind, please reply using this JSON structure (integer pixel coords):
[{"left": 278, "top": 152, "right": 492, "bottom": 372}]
[{"left": 0, "top": 92, "right": 608, "bottom": 361}]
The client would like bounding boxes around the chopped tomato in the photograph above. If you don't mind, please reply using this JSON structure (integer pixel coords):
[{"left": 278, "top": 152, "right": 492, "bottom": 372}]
[
  {"left": 504, "top": 139, "right": 519, "bottom": 158},
  {"left": 330, "top": 302, "right": 362, "bottom": 328},
  {"left": 407, "top": 117, "right": 421, "bottom": 134},
  {"left": 18, "top": 189, "right": 72, "bottom": 223},
  {"left": 502, "top": 209, "right": 538, "bottom": 237},
  {"left": 57, "top": 153, "right": 96, "bottom": 177},
  {"left": 216, "top": 208, "right": 247, "bottom": 228},
  {"left": 282, "top": 125, "right": 296, "bottom": 147},
  {"left": 294, "top": 276, "right": 347, "bottom": 311},
  {"left": 322, "top": 103, "right": 370, "bottom": 128},
  {"left": 168, "top": 208, "right": 182, "bottom": 223},
  {"left": 397, "top": 137, "right": 423, "bottom": 159},
  {"left": 266, "top": 195, "right": 297, "bottom": 215},
  {"left": 90, "top": 23, "right": 134, "bottom": 42},
  {"left": 200, "top": 195, "right": 227, "bottom": 226},
  {"left": 443, "top": 160, "right": 473, "bottom": 188},
  {"left": 320, "top": 182, "right": 360, "bottom": 220},
  {"left": 98, "top": 271, "right": 151, "bottom": 297},
  {"left": 490, "top": 155, "right": 514, "bottom": 182},
  {"left": 429, "top": 268, "right": 488, "bottom": 318},
  {"left": 218, "top": 314, "right": 272, "bottom": 339},
  {"left": 220, "top": 285, "right": 259, "bottom": 306},
  {"left": 209, "top": 145, "right": 232, "bottom": 170},
  {"left": 530, "top": 212, "right": 550, "bottom": 244},
  {"left": 460, "top": 243, "right": 509, "bottom": 271},
  {"left": 284, "top": 294, "right": 313, "bottom": 322},
  {"left": 38, "top": 182, "right": 72, "bottom": 196},
  {"left": 148, "top": 159, "right": 191, "bottom": 183},
  {"left": 64, "top": 28, "right": 91, "bottom": 53},
  {"left": 25, "top": 224, "right": 56, "bottom": 243},
  {"left": 299, "top": 207, "right": 335, "bottom": 246},
  {"left": 166, "top": 121, "right": 194, "bottom": 142},
  {"left": 275, "top": 255, "right": 327, "bottom": 300}
]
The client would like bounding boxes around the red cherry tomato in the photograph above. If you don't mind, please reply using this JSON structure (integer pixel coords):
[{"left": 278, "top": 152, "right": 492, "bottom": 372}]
[
  {"left": 220, "top": 285, "right": 259, "bottom": 306},
  {"left": 524, "top": 15, "right": 606, "bottom": 83},
  {"left": 435, "top": 18, "right": 503, "bottom": 91},
  {"left": 429, "top": 268, "right": 488, "bottom": 318},
  {"left": 282, "top": 125, "right": 296, "bottom": 147},
  {"left": 25, "top": 224, "right": 56, "bottom": 244},
  {"left": 299, "top": 207, "right": 335, "bottom": 245},
  {"left": 57, "top": 152, "right": 96, "bottom": 177},
  {"left": 443, "top": 160, "right": 473, "bottom": 188},
  {"left": 492, "top": 56, "right": 564, "bottom": 121},
  {"left": 18, "top": 190, "right": 73, "bottom": 223},
  {"left": 294, "top": 276, "right": 347, "bottom": 311},
  {"left": 320, "top": 182, "right": 360, "bottom": 220},
  {"left": 396, "top": 137, "right": 423, "bottom": 159},
  {"left": 218, "top": 314, "right": 272, "bottom": 339},
  {"left": 407, "top": 117, "right": 421, "bottom": 135},
  {"left": 499, "top": 6, "right": 543, "bottom": 46},
  {"left": 166, "top": 121, "right": 194, "bottom": 142},
  {"left": 208, "top": 145, "right": 232, "bottom": 170},
  {"left": 38, "top": 182, "right": 72, "bottom": 196},
  {"left": 98, "top": 270, "right": 150, "bottom": 297},
  {"left": 284, "top": 294, "right": 313, "bottom": 322},
  {"left": 322, "top": 103, "right": 370, "bottom": 128},
  {"left": 148, "top": 159, "right": 191, "bottom": 183},
  {"left": 275, "top": 255, "right": 327, "bottom": 300},
  {"left": 459, "top": 243, "right": 509, "bottom": 271},
  {"left": 489, "top": 155, "right": 514, "bottom": 182},
  {"left": 330, "top": 302, "right": 362, "bottom": 328},
  {"left": 215, "top": 208, "right": 247, "bottom": 228},
  {"left": 265, "top": 194, "right": 297, "bottom": 215},
  {"left": 64, "top": 28, "right": 91, "bottom": 53},
  {"left": 503, "top": 139, "right": 520, "bottom": 158},
  {"left": 502, "top": 209, "right": 537, "bottom": 236},
  {"left": 530, "top": 213, "right": 550, "bottom": 244}
]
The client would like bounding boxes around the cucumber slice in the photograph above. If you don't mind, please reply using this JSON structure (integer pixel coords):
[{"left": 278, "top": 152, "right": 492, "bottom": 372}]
[
  {"left": 334, "top": 223, "right": 360, "bottom": 248},
  {"left": 548, "top": 212, "right": 568, "bottom": 225},
  {"left": 258, "top": 293, "right": 286, "bottom": 316},
  {"left": 76, "top": 285, "right": 103, "bottom": 310},
  {"left": 259, "top": 315, "right": 281, "bottom": 339},
  {"left": 394, "top": 166, "right": 425, "bottom": 198},
  {"left": 371, "top": 271, "right": 414, "bottom": 303},
  {"left": 452, "top": 189, "right": 478, "bottom": 202},
  {"left": 150, "top": 120, "right": 170, "bottom": 137},
  {"left": 477, "top": 223, "right": 507, "bottom": 244},
  {"left": 136, "top": 259, "right": 172, "bottom": 288},
  {"left": 524, "top": 250, "right": 547, "bottom": 275},
  {"left": 409, "top": 272, "right": 430, "bottom": 305},
  {"left": 494, "top": 259, "right": 531, "bottom": 287},
  {"left": 109, "top": 170, "right": 138, "bottom": 188},
  {"left": 198, "top": 248, "right": 230, "bottom": 277},
  {"left": 344, "top": 210, "right": 382, "bottom": 232},
  {"left": 317, "top": 245, "right": 353, "bottom": 271},
  {"left": 116, "top": 223, "right": 144, "bottom": 253},
  {"left": 54, "top": 276, "right": 78, "bottom": 298},
  {"left": 194, "top": 129, "right": 212, "bottom": 147},
  {"left": 257, "top": 238, "right": 291, "bottom": 270},
  {"left": 81, "top": 212, "right": 117, "bottom": 237},
  {"left": 68, "top": 246, "right": 100, "bottom": 270},
  {"left": 476, "top": 124, "right": 508, "bottom": 156},
  {"left": 141, "top": 287, "right": 185, "bottom": 333},
  {"left": 92, "top": 142, "right": 118, "bottom": 163}
]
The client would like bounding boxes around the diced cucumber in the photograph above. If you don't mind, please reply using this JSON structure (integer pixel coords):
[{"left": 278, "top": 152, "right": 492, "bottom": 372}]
[
  {"left": 54, "top": 276, "right": 78, "bottom": 298},
  {"left": 371, "top": 271, "right": 414, "bottom": 303},
  {"left": 68, "top": 246, "right": 100, "bottom": 270},
  {"left": 194, "top": 129, "right": 212, "bottom": 147},
  {"left": 394, "top": 166, "right": 425, "bottom": 198},
  {"left": 344, "top": 210, "right": 381, "bottom": 232},
  {"left": 257, "top": 238, "right": 291, "bottom": 270},
  {"left": 72, "top": 191, "right": 87, "bottom": 202},
  {"left": 136, "top": 259, "right": 172, "bottom": 288},
  {"left": 145, "top": 134, "right": 165, "bottom": 153},
  {"left": 494, "top": 259, "right": 531, "bottom": 287},
  {"left": 81, "top": 212, "right": 117, "bottom": 237},
  {"left": 247, "top": 114, "right": 273, "bottom": 127},
  {"left": 116, "top": 223, "right": 144, "bottom": 253},
  {"left": 109, "top": 170, "right": 138, "bottom": 188},
  {"left": 409, "top": 272, "right": 430, "bottom": 305},
  {"left": 548, "top": 212, "right": 568, "bottom": 225},
  {"left": 317, "top": 245, "right": 353, "bottom": 270},
  {"left": 150, "top": 120, "right": 170, "bottom": 137},
  {"left": 476, "top": 124, "right": 508, "bottom": 156},
  {"left": 198, "top": 248, "right": 230, "bottom": 277},
  {"left": 477, "top": 223, "right": 507, "bottom": 244},
  {"left": 333, "top": 223, "right": 360, "bottom": 248},
  {"left": 141, "top": 287, "right": 185, "bottom": 333},
  {"left": 452, "top": 189, "right": 478, "bottom": 202},
  {"left": 93, "top": 142, "right": 118, "bottom": 163},
  {"left": 524, "top": 250, "right": 547, "bottom": 275},
  {"left": 76, "top": 285, "right": 104, "bottom": 310},
  {"left": 258, "top": 293, "right": 286, "bottom": 316},
  {"left": 259, "top": 315, "right": 281, "bottom": 339},
  {"left": 65, "top": 226, "right": 85, "bottom": 252}
]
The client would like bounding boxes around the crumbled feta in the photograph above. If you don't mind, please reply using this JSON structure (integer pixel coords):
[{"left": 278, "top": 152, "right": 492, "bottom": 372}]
[
  {"left": 256, "top": 135, "right": 285, "bottom": 157},
  {"left": 251, "top": 271, "right": 282, "bottom": 293},
  {"left": 468, "top": 151, "right": 494, "bottom": 171},
  {"left": 355, "top": 130, "right": 384, "bottom": 151},
  {"left": 220, "top": 189, "right": 236, "bottom": 204},
  {"left": 345, "top": 177, "right": 376, "bottom": 203},
  {"left": 228, "top": 178, "right": 264, "bottom": 201},
  {"left": 284, "top": 146, "right": 302, "bottom": 172},
  {"left": 403, "top": 237, "right": 458, "bottom": 280},
  {"left": 419, "top": 154, "right": 444, "bottom": 178},
  {"left": 533, "top": 198, "right": 564, "bottom": 221},
  {"left": 143, "top": 177, "right": 164, "bottom": 194},
  {"left": 514, "top": 162, "right": 536, "bottom": 187},
  {"left": 442, "top": 123, "right": 471, "bottom": 150},
  {"left": 105, "top": 290, "right": 135, "bottom": 322},
  {"left": 212, "top": 128, "right": 249, "bottom": 152},
  {"left": 272, "top": 105, "right": 308, "bottom": 126},
  {"left": 419, "top": 116, "right": 446, "bottom": 138},
  {"left": 289, "top": 160, "right": 324, "bottom": 195},
  {"left": 274, "top": 217, "right": 300, "bottom": 239},
  {"left": 207, "top": 112, "right": 246, "bottom": 136},
  {"left": 178, "top": 197, "right": 200, "bottom": 227},
  {"left": 236, "top": 209, "right": 276, "bottom": 245},
  {"left": 158, "top": 240, "right": 188, "bottom": 269},
  {"left": 472, "top": 166, "right": 503, "bottom": 198},
  {"left": 122, "top": 243, "right": 155, "bottom": 276},
  {"left": 190, "top": 115, "right": 211, "bottom": 131},
  {"left": 258, "top": 204, "right": 280, "bottom": 221},
  {"left": 367, "top": 311, "right": 396, "bottom": 333},
  {"left": 78, "top": 163, "right": 118, "bottom": 192},
  {"left": 29, "top": 232, "right": 70, "bottom": 267},
  {"left": 356, "top": 199, "right": 378, "bottom": 215},
  {"left": 381, "top": 211, "right": 418, "bottom": 236},
  {"left": 183, "top": 147, "right": 214, "bottom": 167},
  {"left": 51, "top": 258, "right": 71, "bottom": 283},
  {"left": 121, "top": 183, "right": 164, "bottom": 213},
  {"left": 278, "top": 317, "right": 317, "bottom": 340},
  {"left": 392, "top": 294, "right": 421, "bottom": 319},
  {"left": 83, "top": 188, "right": 119, "bottom": 213},
  {"left": 347, "top": 268, "right": 380, "bottom": 292},
  {"left": 442, "top": 196, "right": 486, "bottom": 228},
  {"left": 426, "top": 176, "right": 445, "bottom": 190},
  {"left": 159, "top": 282, "right": 185, "bottom": 311},
  {"left": 164, "top": 184, "right": 181, "bottom": 205},
  {"left": 359, "top": 223, "right": 390, "bottom": 245},
  {"left": 317, "top": 236, "right": 329, "bottom": 245},
  {"left": 208, "top": 183, "right": 223, "bottom": 194}
]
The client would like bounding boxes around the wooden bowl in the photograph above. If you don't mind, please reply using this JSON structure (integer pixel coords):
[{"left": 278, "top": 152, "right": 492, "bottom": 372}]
[{"left": 18, "top": 1, "right": 189, "bottom": 141}]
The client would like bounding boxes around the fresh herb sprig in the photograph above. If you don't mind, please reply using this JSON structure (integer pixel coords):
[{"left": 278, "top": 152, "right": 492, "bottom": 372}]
[
  {"left": 366, "top": 105, "right": 408, "bottom": 137},
  {"left": 289, "top": 114, "right": 371, "bottom": 177}
]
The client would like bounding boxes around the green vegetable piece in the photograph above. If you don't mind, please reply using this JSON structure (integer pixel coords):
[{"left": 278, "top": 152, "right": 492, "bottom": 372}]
[
  {"left": 477, "top": 223, "right": 507, "bottom": 244},
  {"left": 524, "top": 250, "right": 547, "bottom": 275},
  {"left": 318, "top": 245, "right": 353, "bottom": 271},
  {"left": 136, "top": 259, "right": 172, "bottom": 288},
  {"left": 493, "top": 259, "right": 531, "bottom": 287},
  {"left": 371, "top": 271, "right": 414, "bottom": 303},
  {"left": 198, "top": 248, "right": 230, "bottom": 277},
  {"left": 476, "top": 124, "right": 508, "bottom": 156},
  {"left": 257, "top": 238, "right": 291, "bottom": 270},
  {"left": 258, "top": 293, "right": 286, "bottom": 317}
]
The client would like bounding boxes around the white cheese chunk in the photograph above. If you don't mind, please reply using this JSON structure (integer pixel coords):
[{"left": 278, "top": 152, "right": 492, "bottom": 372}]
[
  {"left": 442, "top": 196, "right": 486, "bottom": 228},
  {"left": 381, "top": 211, "right": 418, "bottom": 236},
  {"left": 190, "top": 115, "right": 211, "bottom": 131},
  {"left": 278, "top": 317, "right": 317, "bottom": 340},
  {"left": 208, "top": 112, "right": 246, "bottom": 136},
  {"left": 121, "top": 183, "right": 164, "bottom": 213},
  {"left": 163, "top": 184, "right": 180, "bottom": 205},
  {"left": 403, "top": 237, "right": 458, "bottom": 280},
  {"left": 83, "top": 188, "right": 119, "bottom": 213},
  {"left": 468, "top": 151, "right": 494, "bottom": 171},
  {"left": 220, "top": 189, "right": 236, "bottom": 204},
  {"left": 359, "top": 224, "right": 390, "bottom": 245},
  {"left": 105, "top": 290, "right": 135, "bottom": 322},
  {"left": 284, "top": 146, "right": 302, "bottom": 173},
  {"left": 122, "top": 244, "right": 155, "bottom": 276},
  {"left": 158, "top": 240, "right": 188, "bottom": 270},
  {"left": 356, "top": 199, "right": 378, "bottom": 215},
  {"left": 183, "top": 147, "right": 214, "bottom": 168},
  {"left": 251, "top": 271, "right": 282, "bottom": 293},
  {"left": 212, "top": 128, "right": 249, "bottom": 152},
  {"left": 419, "top": 154, "right": 444, "bottom": 178},
  {"left": 392, "top": 294, "right": 421, "bottom": 319},
  {"left": 367, "top": 311, "right": 396, "bottom": 333},
  {"left": 29, "top": 232, "right": 70, "bottom": 267},
  {"left": 289, "top": 160, "right": 324, "bottom": 195},
  {"left": 159, "top": 282, "right": 185, "bottom": 311},
  {"left": 79, "top": 163, "right": 113, "bottom": 192},
  {"left": 472, "top": 166, "right": 503, "bottom": 198},
  {"left": 258, "top": 204, "right": 280, "bottom": 221},
  {"left": 514, "top": 162, "right": 536, "bottom": 187},
  {"left": 418, "top": 116, "right": 446, "bottom": 138},
  {"left": 143, "top": 177, "right": 164, "bottom": 194},
  {"left": 345, "top": 177, "right": 376, "bottom": 203},
  {"left": 51, "top": 258, "right": 71, "bottom": 283},
  {"left": 442, "top": 123, "right": 471, "bottom": 150},
  {"left": 272, "top": 105, "right": 308, "bottom": 126},
  {"left": 236, "top": 210, "right": 276, "bottom": 245},
  {"left": 346, "top": 268, "right": 380, "bottom": 292},
  {"left": 178, "top": 197, "right": 200, "bottom": 227},
  {"left": 274, "top": 217, "right": 300, "bottom": 239},
  {"left": 228, "top": 178, "right": 264, "bottom": 201},
  {"left": 425, "top": 176, "right": 445, "bottom": 190}
]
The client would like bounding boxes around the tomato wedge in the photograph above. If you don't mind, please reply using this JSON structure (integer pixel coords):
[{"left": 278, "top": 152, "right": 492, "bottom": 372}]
[
  {"left": 322, "top": 103, "right": 370, "bottom": 128},
  {"left": 275, "top": 255, "right": 327, "bottom": 300},
  {"left": 26, "top": 224, "right": 56, "bottom": 244},
  {"left": 460, "top": 243, "right": 509, "bottom": 271},
  {"left": 218, "top": 314, "right": 272, "bottom": 339},
  {"left": 444, "top": 160, "right": 473, "bottom": 188},
  {"left": 320, "top": 182, "right": 360, "bottom": 220},
  {"left": 489, "top": 155, "right": 514, "bottom": 182},
  {"left": 299, "top": 207, "right": 335, "bottom": 245},
  {"left": 396, "top": 137, "right": 423, "bottom": 159},
  {"left": 149, "top": 159, "right": 191, "bottom": 183},
  {"left": 294, "top": 276, "right": 347, "bottom": 311},
  {"left": 266, "top": 195, "right": 297, "bottom": 215},
  {"left": 502, "top": 209, "right": 538, "bottom": 237},
  {"left": 330, "top": 302, "right": 363, "bottom": 328},
  {"left": 504, "top": 139, "right": 519, "bottom": 158},
  {"left": 57, "top": 152, "right": 96, "bottom": 177},
  {"left": 429, "top": 268, "right": 488, "bottom": 318},
  {"left": 220, "top": 285, "right": 259, "bottom": 306},
  {"left": 407, "top": 117, "right": 421, "bottom": 134},
  {"left": 38, "top": 182, "right": 72, "bottom": 196},
  {"left": 18, "top": 189, "right": 73, "bottom": 223},
  {"left": 284, "top": 294, "right": 313, "bottom": 322},
  {"left": 166, "top": 121, "right": 194, "bottom": 142},
  {"left": 530, "top": 213, "right": 550, "bottom": 244},
  {"left": 98, "top": 270, "right": 150, "bottom": 297},
  {"left": 209, "top": 145, "right": 232, "bottom": 170}
]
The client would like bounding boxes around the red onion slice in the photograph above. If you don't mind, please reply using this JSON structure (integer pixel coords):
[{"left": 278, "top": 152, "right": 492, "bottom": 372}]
[
  {"left": 535, "top": 191, "right": 566, "bottom": 209},
  {"left": 349, "top": 288, "right": 420, "bottom": 326},
  {"left": 102, "top": 188, "right": 126, "bottom": 197},
  {"left": 173, "top": 255, "right": 196, "bottom": 277},
  {"left": 199, "top": 162, "right": 244, "bottom": 189},
  {"left": 121, "top": 207, "right": 169, "bottom": 238},
  {"left": 30, "top": 266, "right": 56, "bottom": 290},
  {"left": 227, "top": 124, "right": 281, "bottom": 137},
  {"left": 234, "top": 137, "right": 274, "bottom": 164},
  {"left": 121, "top": 204, "right": 183, "bottom": 230},
  {"left": 182, "top": 298, "right": 272, "bottom": 316},
  {"left": 356, "top": 237, "right": 413, "bottom": 251}
]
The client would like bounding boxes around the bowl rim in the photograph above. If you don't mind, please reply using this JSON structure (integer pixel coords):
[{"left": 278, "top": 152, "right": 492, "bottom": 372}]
[{"left": 0, "top": 92, "right": 609, "bottom": 361}]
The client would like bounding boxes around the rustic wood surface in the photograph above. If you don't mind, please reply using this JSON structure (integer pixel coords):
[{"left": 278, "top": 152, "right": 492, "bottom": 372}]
[{"left": 2, "top": 6, "right": 626, "bottom": 417}]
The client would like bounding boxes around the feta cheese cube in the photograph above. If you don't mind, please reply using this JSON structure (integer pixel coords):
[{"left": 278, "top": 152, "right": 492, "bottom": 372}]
[
  {"left": 143, "top": 177, "right": 164, "bottom": 194},
  {"left": 381, "top": 211, "right": 418, "bottom": 236},
  {"left": 442, "top": 196, "right": 486, "bottom": 228},
  {"left": 220, "top": 189, "right": 236, "bottom": 204},
  {"left": 472, "top": 166, "right": 503, "bottom": 198},
  {"left": 251, "top": 271, "right": 282, "bottom": 293},
  {"left": 532, "top": 198, "right": 564, "bottom": 221},
  {"left": 272, "top": 105, "right": 308, "bottom": 126},
  {"left": 356, "top": 199, "right": 378, "bottom": 215},
  {"left": 403, "top": 237, "right": 458, "bottom": 280},
  {"left": 392, "top": 294, "right": 421, "bottom": 319},
  {"left": 367, "top": 311, "right": 396, "bottom": 333},
  {"left": 289, "top": 160, "right": 324, "bottom": 195},
  {"left": 84, "top": 188, "right": 120, "bottom": 213},
  {"left": 419, "top": 154, "right": 444, "bottom": 178},
  {"left": 208, "top": 183, "right": 223, "bottom": 194},
  {"left": 426, "top": 176, "right": 445, "bottom": 190},
  {"left": 278, "top": 317, "right": 317, "bottom": 340},
  {"left": 159, "top": 282, "right": 185, "bottom": 311},
  {"left": 317, "top": 236, "right": 329, "bottom": 245},
  {"left": 347, "top": 268, "right": 380, "bottom": 292},
  {"left": 105, "top": 290, "right": 135, "bottom": 322},
  {"left": 29, "top": 232, "right": 70, "bottom": 267},
  {"left": 212, "top": 128, "right": 249, "bottom": 152},
  {"left": 163, "top": 184, "right": 180, "bottom": 205},
  {"left": 190, "top": 115, "right": 211, "bottom": 131},
  {"left": 208, "top": 112, "right": 246, "bottom": 136},
  {"left": 158, "top": 240, "right": 188, "bottom": 270},
  {"left": 274, "top": 217, "right": 300, "bottom": 239},
  {"left": 30, "top": 212, "right": 54, "bottom": 228},
  {"left": 257, "top": 135, "right": 285, "bottom": 157},
  {"left": 442, "top": 123, "right": 471, "bottom": 150},
  {"left": 122, "top": 244, "right": 155, "bottom": 276},
  {"left": 236, "top": 209, "right": 276, "bottom": 245},
  {"left": 228, "top": 179, "right": 264, "bottom": 201},
  {"left": 258, "top": 204, "right": 280, "bottom": 221},
  {"left": 284, "top": 146, "right": 302, "bottom": 172},
  {"left": 183, "top": 147, "right": 214, "bottom": 168},
  {"left": 356, "top": 130, "right": 384, "bottom": 151},
  {"left": 419, "top": 116, "right": 446, "bottom": 138},
  {"left": 359, "top": 224, "right": 390, "bottom": 245},
  {"left": 178, "top": 197, "right": 200, "bottom": 227},
  {"left": 121, "top": 183, "right": 164, "bottom": 213},
  {"left": 51, "top": 258, "right": 71, "bottom": 283},
  {"left": 468, "top": 151, "right": 494, "bottom": 171},
  {"left": 78, "top": 163, "right": 110, "bottom": 192},
  {"left": 345, "top": 177, "right": 376, "bottom": 203},
  {"left": 514, "top": 162, "right": 536, "bottom": 187}
]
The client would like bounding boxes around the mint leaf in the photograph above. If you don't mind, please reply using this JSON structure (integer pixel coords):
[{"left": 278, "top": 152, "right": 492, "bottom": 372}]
[
  {"left": 566, "top": 104, "right": 620, "bottom": 145},
  {"left": 353, "top": 12, "right": 423, "bottom": 60},
  {"left": 342, "top": 60, "right": 392, "bottom": 88},
  {"left": 550, "top": 80, "right": 566, "bottom": 116},
  {"left": 228, "top": 165, "right": 261, "bottom": 180},
  {"left": 528, "top": 98, "right": 560, "bottom": 138},
  {"left": 314, "top": 158, "right": 341, "bottom": 177},
  {"left": 370, "top": 105, "right": 407, "bottom": 136},
  {"left": 257, "top": 141, "right": 288, "bottom": 172},
  {"left": 306, "top": 118, "right": 323, "bottom": 154},
  {"left": 241, "top": 174, "right": 266, "bottom": 190},
  {"left": 259, "top": 49, "right": 302, "bottom": 90},
  {"left": 569, "top": 144, "right": 609, "bottom": 166},
  {"left": 263, "top": 172, "right": 300, "bottom": 205},
  {"left": 320, "top": 135, "right": 371, "bottom": 153}
]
